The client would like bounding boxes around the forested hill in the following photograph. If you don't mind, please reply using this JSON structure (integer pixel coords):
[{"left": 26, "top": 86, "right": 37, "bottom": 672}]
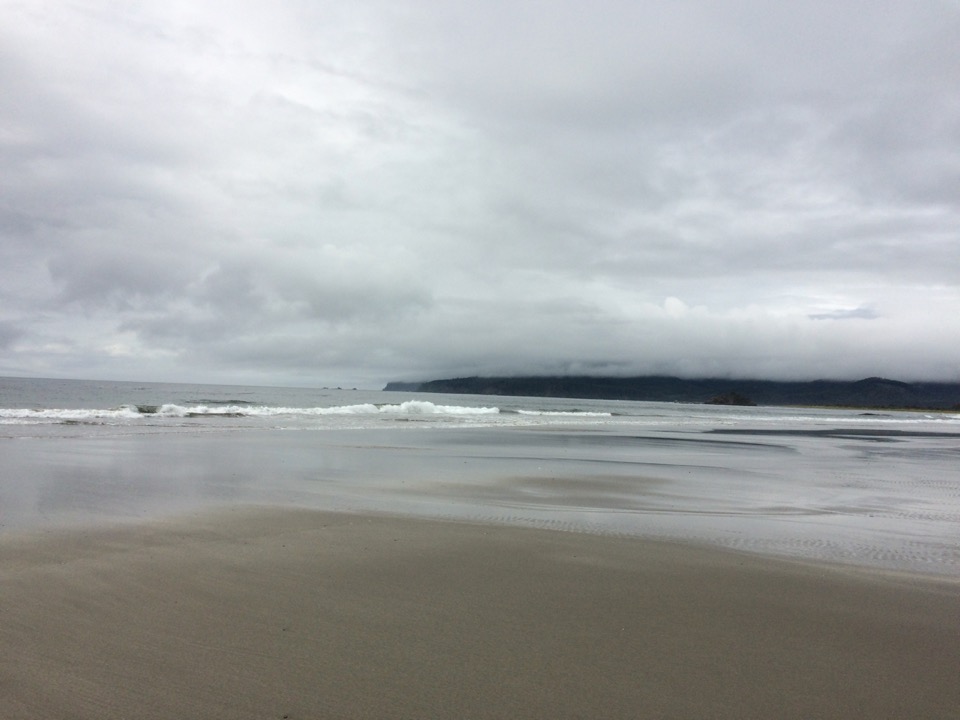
[{"left": 384, "top": 376, "right": 960, "bottom": 410}]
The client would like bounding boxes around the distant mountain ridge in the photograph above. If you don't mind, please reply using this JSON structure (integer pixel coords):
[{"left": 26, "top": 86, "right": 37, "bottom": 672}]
[{"left": 384, "top": 376, "right": 960, "bottom": 410}]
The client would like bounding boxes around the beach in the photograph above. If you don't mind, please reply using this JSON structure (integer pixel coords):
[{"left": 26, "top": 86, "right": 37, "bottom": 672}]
[
  {"left": 2, "top": 506, "right": 958, "bottom": 719},
  {"left": 3, "top": 379, "right": 959, "bottom": 717}
]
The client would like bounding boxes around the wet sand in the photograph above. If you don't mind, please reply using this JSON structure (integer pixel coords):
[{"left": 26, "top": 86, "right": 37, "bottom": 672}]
[{"left": 2, "top": 507, "right": 958, "bottom": 719}]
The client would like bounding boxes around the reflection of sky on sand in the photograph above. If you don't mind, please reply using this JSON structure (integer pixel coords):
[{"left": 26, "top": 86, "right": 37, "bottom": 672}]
[{"left": 2, "top": 425, "right": 958, "bottom": 575}]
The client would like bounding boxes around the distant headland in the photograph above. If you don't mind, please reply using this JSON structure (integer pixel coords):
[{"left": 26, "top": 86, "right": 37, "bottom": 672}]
[{"left": 384, "top": 375, "right": 960, "bottom": 410}]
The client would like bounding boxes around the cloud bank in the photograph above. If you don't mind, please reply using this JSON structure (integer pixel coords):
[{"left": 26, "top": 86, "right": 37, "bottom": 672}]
[{"left": 2, "top": 1, "right": 959, "bottom": 386}]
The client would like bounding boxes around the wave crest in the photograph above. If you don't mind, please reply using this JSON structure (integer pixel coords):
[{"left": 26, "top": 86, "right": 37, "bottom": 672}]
[{"left": 0, "top": 400, "right": 502, "bottom": 424}]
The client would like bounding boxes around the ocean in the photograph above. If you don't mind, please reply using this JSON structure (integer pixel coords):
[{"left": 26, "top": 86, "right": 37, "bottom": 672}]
[{"left": 2, "top": 376, "right": 959, "bottom": 575}]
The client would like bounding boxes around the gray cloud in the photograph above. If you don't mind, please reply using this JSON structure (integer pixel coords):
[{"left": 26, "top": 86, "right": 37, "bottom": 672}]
[
  {"left": 0, "top": 321, "right": 22, "bottom": 350},
  {"left": 1, "top": 0, "right": 958, "bottom": 386},
  {"left": 809, "top": 307, "right": 879, "bottom": 321}
]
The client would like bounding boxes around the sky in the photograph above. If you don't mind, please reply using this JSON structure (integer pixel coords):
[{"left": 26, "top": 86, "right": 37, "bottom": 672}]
[{"left": 2, "top": 0, "right": 959, "bottom": 388}]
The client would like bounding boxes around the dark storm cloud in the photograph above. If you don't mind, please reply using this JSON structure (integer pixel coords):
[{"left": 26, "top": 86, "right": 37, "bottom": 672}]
[{"left": 1, "top": 0, "right": 958, "bottom": 385}]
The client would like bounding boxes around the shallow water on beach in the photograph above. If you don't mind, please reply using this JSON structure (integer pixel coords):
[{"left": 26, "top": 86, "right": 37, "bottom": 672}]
[{"left": 2, "top": 377, "right": 959, "bottom": 575}]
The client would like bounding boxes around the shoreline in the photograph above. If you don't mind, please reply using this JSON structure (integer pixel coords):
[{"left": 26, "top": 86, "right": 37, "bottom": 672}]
[
  {"left": 3, "top": 506, "right": 958, "bottom": 719},
  {"left": 395, "top": 375, "right": 960, "bottom": 410}
]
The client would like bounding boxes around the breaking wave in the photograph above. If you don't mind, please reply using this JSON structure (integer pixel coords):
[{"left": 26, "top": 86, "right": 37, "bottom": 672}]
[
  {"left": 0, "top": 406, "right": 145, "bottom": 423},
  {"left": 154, "top": 400, "right": 501, "bottom": 418},
  {"left": 0, "top": 400, "right": 502, "bottom": 424}
]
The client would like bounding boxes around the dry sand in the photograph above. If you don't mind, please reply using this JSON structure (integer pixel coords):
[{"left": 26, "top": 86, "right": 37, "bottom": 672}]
[{"left": 2, "top": 507, "right": 958, "bottom": 719}]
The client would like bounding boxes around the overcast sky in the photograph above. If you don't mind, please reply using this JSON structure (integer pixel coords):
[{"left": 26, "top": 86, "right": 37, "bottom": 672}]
[{"left": 2, "top": 0, "right": 959, "bottom": 387}]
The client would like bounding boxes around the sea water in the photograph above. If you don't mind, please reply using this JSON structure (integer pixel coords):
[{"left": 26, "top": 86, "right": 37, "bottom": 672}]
[{"left": 2, "top": 376, "right": 959, "bottom": 575}]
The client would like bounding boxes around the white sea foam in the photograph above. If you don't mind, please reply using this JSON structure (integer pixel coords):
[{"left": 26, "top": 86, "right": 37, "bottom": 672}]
[
  {"left": 377, "top": 401, "right": 500, "bottom": 415},
  {"left": 0, "top": 406, "right": 144, "bottom": 423},
  {"left": 0, "top": 400, "right": 502, "bottom": 424},
  {"left": 165, "top": 401, "right": 501, "bottom": 417}
]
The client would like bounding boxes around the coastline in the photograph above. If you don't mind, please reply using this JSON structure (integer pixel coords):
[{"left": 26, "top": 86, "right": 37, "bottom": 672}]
[
  {"left": 3, "top": 507, "right": 958, "bottom": 719},
  {"left": 393, "top": 375, "right": 960, "bottom": 410}
]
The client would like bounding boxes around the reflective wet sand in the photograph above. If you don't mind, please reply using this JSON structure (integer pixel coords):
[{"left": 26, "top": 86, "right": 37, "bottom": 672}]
[{"left": 3, "top": 425, "right": 958, "bottom": 574}]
